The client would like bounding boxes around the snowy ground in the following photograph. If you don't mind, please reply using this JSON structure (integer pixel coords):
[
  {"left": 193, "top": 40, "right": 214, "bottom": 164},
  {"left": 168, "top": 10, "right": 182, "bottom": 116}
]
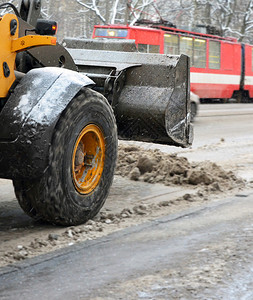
[{"left": 0, "top": 103, "right": 253, "bottom": 268}]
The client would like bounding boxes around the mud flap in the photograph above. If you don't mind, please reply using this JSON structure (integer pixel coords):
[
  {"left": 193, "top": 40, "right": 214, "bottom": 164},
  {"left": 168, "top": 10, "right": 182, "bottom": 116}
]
[{"left": 0, "top": 67, "right": 94, "bottom": 179}]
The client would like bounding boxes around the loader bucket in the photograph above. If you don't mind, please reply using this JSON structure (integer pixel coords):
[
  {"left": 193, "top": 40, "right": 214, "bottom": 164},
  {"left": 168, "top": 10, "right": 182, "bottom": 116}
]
[{"left": 66, "top": 47, "right": 193, "bottom": 147}]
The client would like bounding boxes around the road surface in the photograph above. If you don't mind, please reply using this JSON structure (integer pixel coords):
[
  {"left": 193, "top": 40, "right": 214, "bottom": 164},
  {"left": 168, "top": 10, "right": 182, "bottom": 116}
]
[
  {"left": 0, "top": 103, "right": 253, "bottom": 299},
  {"left": 0, "top": 190, "right": 253, "bottom": 299}
]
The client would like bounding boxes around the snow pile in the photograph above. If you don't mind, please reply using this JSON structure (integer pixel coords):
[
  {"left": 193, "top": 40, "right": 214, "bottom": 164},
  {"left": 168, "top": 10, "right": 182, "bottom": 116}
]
[{"left": 116, "top": 145, "right": 244, "bottom": 191}]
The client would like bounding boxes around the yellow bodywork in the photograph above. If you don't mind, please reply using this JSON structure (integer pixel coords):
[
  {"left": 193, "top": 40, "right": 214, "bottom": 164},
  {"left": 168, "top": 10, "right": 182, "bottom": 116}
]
[{"left": 0, "top": 13, "right": 56, "bottom": 98}]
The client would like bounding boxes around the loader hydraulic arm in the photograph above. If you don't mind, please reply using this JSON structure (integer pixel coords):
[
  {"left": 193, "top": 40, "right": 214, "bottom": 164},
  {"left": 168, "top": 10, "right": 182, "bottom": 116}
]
[{"left": 0, "top": 13, "right": 56, "bottom": 98}]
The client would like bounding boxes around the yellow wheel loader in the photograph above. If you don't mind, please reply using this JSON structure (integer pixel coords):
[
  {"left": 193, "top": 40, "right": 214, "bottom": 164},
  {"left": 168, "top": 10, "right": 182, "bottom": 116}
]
[{"left": 0, "top": 1, "right": 193, "bottom": 225}]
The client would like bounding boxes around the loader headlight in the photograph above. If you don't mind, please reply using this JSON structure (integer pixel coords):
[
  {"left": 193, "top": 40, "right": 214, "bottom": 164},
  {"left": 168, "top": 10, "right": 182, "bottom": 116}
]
[{"left": 35, "top": 19, "right": 58, "bottom": 36}]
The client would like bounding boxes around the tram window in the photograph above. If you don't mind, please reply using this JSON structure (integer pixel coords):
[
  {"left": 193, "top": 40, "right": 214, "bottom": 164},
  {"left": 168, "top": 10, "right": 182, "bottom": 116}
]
[
  {"left": 138, "top": 44, "right": 160, "bottom": 53},
  {"left": 180, "top": 36, "right": 193, "bottom": 65},
  {"left": 149, "top": 45, "right": 160, "bottom": 53},
  {"left": 138, "top": 44, "right": 148, "bottom": 53},
  {"left": 95, "top": 28, "right": 128, "bottom": 38},
  {"left": 209, "top": 41, "right": 220, "bottom": 69},
  {"left": 164, "top": 34, "right": 179, "bottom": 55},
  {"left": 193, "top": 38, "right": 206, "bottom": 68}
]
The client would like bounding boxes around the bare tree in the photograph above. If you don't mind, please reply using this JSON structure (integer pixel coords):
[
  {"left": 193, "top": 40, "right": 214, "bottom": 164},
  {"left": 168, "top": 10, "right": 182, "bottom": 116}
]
[
  {"left": 128, "top": 0, "right": 154, "bottom": 25},
  {"left": 0, "top": 0, "right": 17, "bottom": 15},
  {"left": 236, "top": 0, "right": 253, "bottom": 41},
  {"left": 4, "top": 0, "right": 253, "bottom": 43},
  {"left": 73, "top": 0, "right": 155, "bottom": 25},
  {"left": 155, "top": 0, "right": 253, "bottom": 42},
  {"left": 75, "top": 0, "right": 106, "bottom": 23},
  {"left": 207, "top": 0, "right": 253, "bottom": 42}
]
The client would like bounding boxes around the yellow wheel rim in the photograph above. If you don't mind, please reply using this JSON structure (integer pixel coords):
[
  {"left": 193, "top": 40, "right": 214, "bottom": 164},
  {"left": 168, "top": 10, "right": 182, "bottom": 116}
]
[{"left": 72, "top": 124, "right": 105, "bottom": 194}]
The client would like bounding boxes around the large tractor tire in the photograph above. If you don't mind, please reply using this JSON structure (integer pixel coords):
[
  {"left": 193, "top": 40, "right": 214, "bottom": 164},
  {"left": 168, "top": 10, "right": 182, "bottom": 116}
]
[{"left": 13, "top": 88, "right": 118, "bottom": 225}]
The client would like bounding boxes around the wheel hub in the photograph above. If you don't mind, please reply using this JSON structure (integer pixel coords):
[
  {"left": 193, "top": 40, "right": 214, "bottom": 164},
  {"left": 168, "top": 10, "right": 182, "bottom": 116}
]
[{"left": 72, "top": 124, "right": 105, "bottom": 194}]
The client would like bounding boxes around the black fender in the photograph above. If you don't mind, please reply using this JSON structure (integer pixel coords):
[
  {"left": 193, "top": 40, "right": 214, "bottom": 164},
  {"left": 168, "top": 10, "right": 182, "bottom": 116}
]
[{"left": 0, "top": 67, "right": 94, "bottom": 180}]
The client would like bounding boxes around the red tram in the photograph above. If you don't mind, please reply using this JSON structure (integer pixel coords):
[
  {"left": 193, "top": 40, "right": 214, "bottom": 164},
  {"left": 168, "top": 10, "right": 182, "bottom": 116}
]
[{"left": 93, "top": 24, "right": 253, "bottom": 102}]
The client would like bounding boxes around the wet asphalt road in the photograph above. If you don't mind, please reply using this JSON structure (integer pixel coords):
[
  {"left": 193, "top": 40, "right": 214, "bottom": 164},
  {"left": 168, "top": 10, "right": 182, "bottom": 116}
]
[
  {"left": 1, "top": 190, "right": 253, "bottom": 300},
  {"left": 0, "top": 103, "right": 253, "bottom": 299}
]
